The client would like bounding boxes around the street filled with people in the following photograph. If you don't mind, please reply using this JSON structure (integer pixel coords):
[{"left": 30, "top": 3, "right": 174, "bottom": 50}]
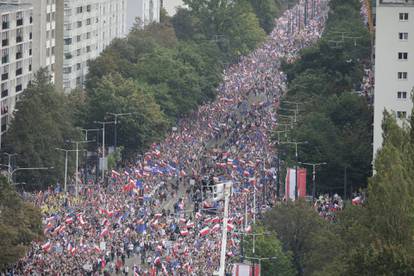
[{"left": 10, "top": 1, "right": 331, "bottom": 275}]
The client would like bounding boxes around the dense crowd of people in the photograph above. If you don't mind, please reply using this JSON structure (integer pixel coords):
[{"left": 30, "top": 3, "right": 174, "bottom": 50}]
[{"left": 6, "top": 1, "right": 330, "bottom": 275}]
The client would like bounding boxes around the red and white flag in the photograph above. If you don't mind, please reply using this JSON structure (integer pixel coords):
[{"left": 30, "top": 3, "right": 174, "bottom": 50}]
[
  {"left": 200, "top": 227, "right": 210, "bottom": 237},
  {"left": 180, "top": 230, "right": 189, "bottom": 236},
  {"left": 41, "top": 241, "right": 52, "bottom": 252}
]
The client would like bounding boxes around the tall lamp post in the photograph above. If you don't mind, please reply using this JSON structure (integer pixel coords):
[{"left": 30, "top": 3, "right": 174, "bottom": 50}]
[
  {"left": 2, "top": 153, "right": 17, "bottom": 182},
  {"left": 69, "top": 140, "right": 94, "bottom": 196},
  {"left": 106, "top": 112, "right": 135, "bottom": 151},
  {"left": 279, "top": 141, "right": 308, "bottom": 200},
  {"left": 55, "top": 148, "right": 78, "bottom": 194},
  {"left": 10, "top": 167, "right": 53, "bottom": 185},
  {"left": 79, "top": 128, "right": 101, "bottom": 184},
  {"left": 94, "top": 121, "right": 115, "bottom": 179},
  {"left": 299, "top": 162, "right": 327, "bottom": 200}
]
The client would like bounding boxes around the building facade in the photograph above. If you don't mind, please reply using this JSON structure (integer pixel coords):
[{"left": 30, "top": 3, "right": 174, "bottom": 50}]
[
  {"left": 373, "top": 0, "right": 414, "bottom": 156},
  {"left": 24, "top": 0, "right": 56, "bottom": 82},
  {"left": 161, "top": 0, "right": 184, "bottom": 16},
  {"left": 55, "top": 0, "right": 127, "bottom": 93},
  {"left": 0, "top": 2, "right": 33, "bottom": 145},
  {"left": 126, "top": 0, "right": 160, "bottom": 30},
  {"left": 373, "top": 0, "right": 414, "bottom": 157}
]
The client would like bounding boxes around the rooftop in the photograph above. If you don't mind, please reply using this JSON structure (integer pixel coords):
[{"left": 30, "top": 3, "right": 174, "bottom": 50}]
[
  {"left": 379, "top": 0, "right": 414, "bottom": 6},
  {"left": 0, "top": 2, "right": 32, "bottom": 13}
]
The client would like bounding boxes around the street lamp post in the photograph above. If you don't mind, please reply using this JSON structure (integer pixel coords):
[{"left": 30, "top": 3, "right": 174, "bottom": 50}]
[
  {"left": 279, "top": 141, "right": 308, "bottom": 200},
  {"left": 10, "top": 167, "right": 53, "bottom": 185},
  {"left": 2, "top": 153, "right": 17, "bottom": 183},
  {"left": 106, "top": 112, "right": 135, "bottom": 151},
  {"left": 94, "top": 121, "right": 115, "bottom": 179},
  {"left": 79, "top": 128, "right": 101, "bottom": 184},
  {"left": 70, "top": 140, "right": 94, "bottom": 196},
  {"left": 56, "top": 148, "right": 78, "bottom": 194},
  {"left": 299, "top": 162, "right": 327, "bottom": 200}
]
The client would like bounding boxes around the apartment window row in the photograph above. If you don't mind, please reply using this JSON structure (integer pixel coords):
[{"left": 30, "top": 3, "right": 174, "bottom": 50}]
[
  {"left": 398, "top": 72, "right": 408, "bottom": 80},
  {"left": 46, "top": 12, "right": 56, "bottom": 23},
  {"left": 76, "top": 5, "right": 93, "bottom": 14},
  {"left": 399, "top": 32, "right": 408, "bottom": 40},
  {"left": 398, "top": 52, "right": 408, "bottom": 60},
  {"left": 0, "top": 63, "right": 32, "bottom": 81},
  {"left": 2, "top": 12, "right": 32, "bottom": 30},
  {"left": 399, "top": 12, "right": 409, "bottom": 21},
  {"left": 397, "top": 91, "right": 408, "bottom": 99},
  {"left": 397, "top": 111, "right": 407, "bottom": 119}
]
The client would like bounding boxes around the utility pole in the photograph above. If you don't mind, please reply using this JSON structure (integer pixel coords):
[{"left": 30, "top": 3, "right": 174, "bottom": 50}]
[
  {"left": 94, "top": 121, "right": 115, "bottom": 179},
  {"left": 299, "top": 162, "right": 327, "bottom": 200},
  {"left": 55, "top": 148, "right": 78, "bottom": 194},
  {"left": 106, "top": 112, "right": 135, "bottom": 151},
  {"left": 279, "top": 141, "right": 308, "bottom": 200},
  {"left": 305, "top": 0, "right": 308, "bottom": 26},
  {"left": 9, "top": 167, "right": 53, "bottom": 186}
]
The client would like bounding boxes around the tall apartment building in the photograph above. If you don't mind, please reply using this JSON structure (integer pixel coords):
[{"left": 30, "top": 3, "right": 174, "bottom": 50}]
[
  {"left": 373, "top": 0, "right": 414, "bottom": 157},
  {"left": 55, "top": 0, "right": 127, "bottom": 93},
  {"left": 0, "top": 2, "right": 33, "bottom": 145},
  {"left": 25, "top": 0, "right": 56, "bottom": 81},
  {"left": 126, "top": 0, "right": 160, "bottom": 30}
]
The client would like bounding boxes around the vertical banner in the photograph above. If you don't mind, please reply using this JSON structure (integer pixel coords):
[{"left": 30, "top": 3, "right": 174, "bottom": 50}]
[{"left": 285, "top": 168, "right": 307, "bottom": 200}]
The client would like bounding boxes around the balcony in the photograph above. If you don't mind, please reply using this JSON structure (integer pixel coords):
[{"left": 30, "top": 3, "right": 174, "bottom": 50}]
[
  {"left": 16, "top": 52, "right": 22, "bottom": 60},
  {"left": 16, "top": 36, "right": 23, "bottom": 43},
  {"left": 1, "top": 56, "right": 8, "bottom": 64},
  {"left": 16, "top": 19, "right": 23, "bottom": 26},
  {"left": 16, "top": 68, "right": 22, "bottom": 76},
  {"left": 15, "top": 84, "right": 22, "bottom": 92},
  {"left": 28, "top": 64, "right": 32, "bottom": 71},
  {"left": 2, "top": 22, "right": 9, "bottom": 30},
  {"left": 1, "top": 90, "right": 8, "bottom": 98},
  {"left": 1, "top": 73, "right": 8, "bottom": 81},
  {"left": 2, "top": 39, "right": 8, "bottom": 47}
]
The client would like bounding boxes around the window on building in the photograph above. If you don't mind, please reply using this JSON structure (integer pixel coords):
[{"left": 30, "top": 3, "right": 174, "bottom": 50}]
[
  {"left": 64, "top": 38, "right": 72, "bottom": 45},
  {"left": 86, "top": 32, "right": 91, "bottom": 39},
  {"left": 77, "top": 35, "right": 81, "bottom": 42},
  {"left": 87, "top": 5, "right": 91, "bottom": 12},
  {"left": 77, "top": 49, "right": 81, "bottom": 56},
  {"left": 397, "top": 91, "right": 408, "bottom": 99},
  {"left": 76, "top": 6, "right": 83, "bottom": 14},
  {"left": 46, "top": 13, "right": 51, "bottom": 23},
  {"left": 76, "top": 63, "right": 81, "bottom": 70},
  {"left": 2, "top": 15, "right": 9, "bottom": 30},
  {"left": 399, "top": 12, "right": 409, "bottom": 21},
  {"left": 397, "top": 111, "right": 407, "bottom": 119},
  {"left": 86, "top": 46, "right": 91, "bottom": 53},
  {"left": 63, "top": 67, "right": 72, "bottom": 74},
  {"left": 77, "top": 21, "right": 82, "bottom": 28},
  {"left": 399, "top": 32, "right": 408, "bottom": 40},
  {"left": 16, "top": 12, "right": 23, "bottom": 26},
  {"left": 398, "top": 72, "right": 408, "bottom": 79},
  {"left": 398, "top": 52, "right": 408, "bottom": 60},
  {"left": 1, "top": 48, "right": 8, "bottom": 64},
  {"left": 86, "top": 18, "right": 91, "bottom": 25}
]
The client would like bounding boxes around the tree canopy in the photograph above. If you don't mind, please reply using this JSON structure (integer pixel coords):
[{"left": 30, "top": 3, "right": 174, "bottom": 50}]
[{"left": 0, "top": 176, "right": 42, "bottom": 270}]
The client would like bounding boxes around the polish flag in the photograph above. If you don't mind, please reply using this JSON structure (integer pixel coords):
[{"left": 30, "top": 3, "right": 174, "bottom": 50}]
[
  {"left": 180, "top": 230, "right": 189, "bottom": 236},
  {"left": 124, "top": 228, "right": 131, "bottom": 235},
  {"left": 78, "top": 215, "right": 86, "bottom": 225},
  {"left": 186, "top": 221, "right": 195, "bottom": 228},
  {"left": 195, "top": 212, "right": 202, "bottom": 220},
  {"left": 154, "top": 213, "right": 162, "bottom": 219},
  {"left": 65, "top": 217, "right": 74, "bottom": 224},
  {"left": 41, "top": 241, "right": 52, "bottom": 252},
  {"left": 100, "top": 228, "right": 109, "bottom": 238},
  {"left": 212, "top": 224, "right": 220, "bottom": 232},
  {"left": 56, "top": 225, "right": 66, "bottom": 234},
  {"left": 212, "top": 216, "right": 221, "bottom": 223},
  {"left": 249, "top": 178, "right": 257, "bottom": 185},
  {"left": 243, "top": 170, "right": 250, "bottom": 177},
  {"left": 154, "top": 256, "right": 161, "bottom": 265},
  {"left": 124, "top": 170, "right": 130, "bottom": 176},
  {"left": 162, "top": 263, "right": 168, "bottom": 275},
  {"left": 94, "top": 244, "right": 101, "bottom": 253},
  {"left": 179, "top": 217, "right": 187, "bottom": 224},
  {"left": 227, "top": 159, "right": 234, "bottom": 165},
  {"left": 227, "top": 223, "right": 235, "bottom": 232},
  {"left": 111, "top": 170, "right": 120, "bottom": 178},
  {"left": 200, "top": 227, "right": 210, "bottom": 237}
]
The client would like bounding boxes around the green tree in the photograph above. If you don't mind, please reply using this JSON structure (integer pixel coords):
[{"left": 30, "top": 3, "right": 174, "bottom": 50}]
[
  {"left": 265, "top": 201, "right": 341, "bottom": 275},
  {"left": 0, "top": 176, "right": 42, "bottom": 270},
  {"left": 84, "top": 74, "right": 168, "bottom": 153},
  {"left": 249, "top": 0, "right": 280, "bottom": 33},
  {"left": 243, "top": 225, "right": 296, "bottom": 275},
  {"left": 3, "top": 69, "right": 80, "bottom": 189},
  {"left": 316, "top": 111, "right": 414, "bottom": 275}
]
